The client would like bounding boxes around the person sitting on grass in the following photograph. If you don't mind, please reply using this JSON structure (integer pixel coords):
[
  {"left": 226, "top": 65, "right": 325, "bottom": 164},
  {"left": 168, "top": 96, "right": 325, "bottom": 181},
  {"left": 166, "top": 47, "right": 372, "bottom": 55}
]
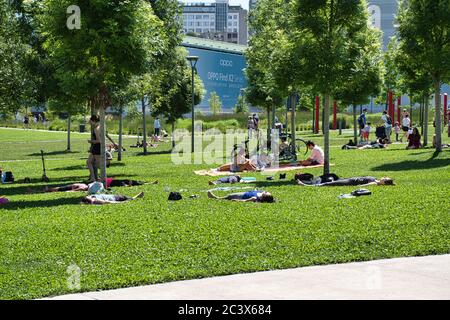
[
  {"left": 297, "top": 176, "right": 395, "bottom": 187},
  {"left": 207, "top": 190, "right": 275, "bottom": 203},
  {"left": 406, "top": 128, "right": 422, "bottom": 150},
  {"left": 82, "top": 192, "right": 144, "bottom": 205},
  {"left": 209, "top": 175, "right": 242, "bottom": 185},
  {"left": 300, "top": 141, "right": 324, "bottom": 166}
]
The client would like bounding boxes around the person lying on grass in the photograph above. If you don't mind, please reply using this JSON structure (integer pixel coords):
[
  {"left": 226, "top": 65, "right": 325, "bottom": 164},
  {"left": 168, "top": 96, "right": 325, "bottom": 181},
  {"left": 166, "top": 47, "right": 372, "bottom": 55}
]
[
  {"left": 82, "top": 192, "right": 144, "bottom": 205},
  {"left": 209, "top": 175, "right": 242, "bottom": 185},
  {"left": 297, "top": 176, "right": 395, "bottom": 187},
  {"left": 207, "top": 190, "right": 275, "bottom": 203},
  {"left": 28, "top": 179, "right": 157, "bottom": 193}
]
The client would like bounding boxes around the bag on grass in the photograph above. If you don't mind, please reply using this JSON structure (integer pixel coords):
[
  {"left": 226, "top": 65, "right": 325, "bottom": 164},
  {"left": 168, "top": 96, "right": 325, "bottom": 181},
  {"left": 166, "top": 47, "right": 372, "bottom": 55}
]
[
  {"left": 295, "top": 173, "right": 314, "bottom": 182},
  {"left": 351, "top": 189, "right": 372, "bottom": 197},
  {"left": 1, "top": 171, "right": 14, "bottom": 184},
  {"left": 168, "top": 192, "right": 182, "bottom": 201}
]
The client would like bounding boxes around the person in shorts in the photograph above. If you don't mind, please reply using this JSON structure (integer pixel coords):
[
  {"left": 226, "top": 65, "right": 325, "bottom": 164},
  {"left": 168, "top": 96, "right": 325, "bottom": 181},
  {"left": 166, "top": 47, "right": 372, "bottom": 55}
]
[
  {"left": 400, "top": 114, "right": 411, "bottom": 142},
  {"left": 82, "top": 192, "right": 144, "bottom": 205}
]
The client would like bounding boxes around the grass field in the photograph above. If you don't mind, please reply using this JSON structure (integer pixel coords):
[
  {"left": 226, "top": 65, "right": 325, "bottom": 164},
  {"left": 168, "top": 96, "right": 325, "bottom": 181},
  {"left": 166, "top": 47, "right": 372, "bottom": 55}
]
[{"left": 0, "top": 126, "right": 449, "bottom": 299}]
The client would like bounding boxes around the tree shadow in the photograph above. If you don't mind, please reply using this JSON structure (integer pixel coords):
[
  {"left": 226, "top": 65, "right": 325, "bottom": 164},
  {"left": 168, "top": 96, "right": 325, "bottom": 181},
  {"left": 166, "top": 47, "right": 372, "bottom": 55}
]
[
  {"left": 1, "top": 174, "right": 138, "bottom": 196},
  {"left": 51, "top": 162, "right": 126, "bottom": 171},
  {"left": 250, "top": 180, "right": 297, "bottom": 188},
  {"left": 27, "top": 150, "right": 80, "bottom": 157},
  {"left": 372, "top": 151, "right": 450, "bottom": 171},
  {"left": 0, "top": 197, "right": 84, "bottom": 211},
  {"left": 136, "top": 149, "right": 173, "bottom": 156}
]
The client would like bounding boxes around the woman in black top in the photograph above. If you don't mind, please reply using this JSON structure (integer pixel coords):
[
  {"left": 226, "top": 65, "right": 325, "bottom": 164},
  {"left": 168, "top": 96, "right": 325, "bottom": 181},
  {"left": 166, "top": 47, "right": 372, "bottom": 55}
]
[
  {"left": 87, "top": 115, "right": 101, "bottom": 182},
  {"left": 297, "top": 176, "right": 395, "bottom": 187}
]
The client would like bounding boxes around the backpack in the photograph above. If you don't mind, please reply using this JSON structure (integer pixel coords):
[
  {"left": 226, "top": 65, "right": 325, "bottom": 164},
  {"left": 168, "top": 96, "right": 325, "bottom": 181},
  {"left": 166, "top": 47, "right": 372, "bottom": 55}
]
[
  {"left": 168, "top": 192, "right": 182, "bottom": 201},
  {"left": 1, "top": 171, "right": 14, "bottom": 184},
  {"left": 358, "top": 115, "right": 365, "bottom": 128},
  {"left": 295, "top": 173, "right": 314, "bottom": 182},
  {"left": 386, "top": 115, "right": 392, "bottom": 125}
]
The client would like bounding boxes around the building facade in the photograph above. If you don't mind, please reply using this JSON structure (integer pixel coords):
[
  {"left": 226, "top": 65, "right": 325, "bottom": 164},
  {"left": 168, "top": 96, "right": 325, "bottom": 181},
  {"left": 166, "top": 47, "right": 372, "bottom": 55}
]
[
  {"left": 181, "top": 1, "right": 248, "bottom": 45},
  {"left": 367, "top": 0, "right": 399, "bottom": 50}
]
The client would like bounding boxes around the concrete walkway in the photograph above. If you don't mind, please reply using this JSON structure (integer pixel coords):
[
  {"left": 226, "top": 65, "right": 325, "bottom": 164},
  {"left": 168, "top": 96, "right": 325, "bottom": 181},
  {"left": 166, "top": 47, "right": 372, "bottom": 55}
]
[{"left": 45, "top": 254, "right": 450, "bottom": 300}]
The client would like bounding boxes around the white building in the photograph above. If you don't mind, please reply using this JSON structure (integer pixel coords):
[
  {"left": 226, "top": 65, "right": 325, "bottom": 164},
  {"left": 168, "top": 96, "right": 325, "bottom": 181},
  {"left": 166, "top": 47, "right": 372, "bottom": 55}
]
[{"left": 181, "top": 1, "right": 248, "bottom": 45}]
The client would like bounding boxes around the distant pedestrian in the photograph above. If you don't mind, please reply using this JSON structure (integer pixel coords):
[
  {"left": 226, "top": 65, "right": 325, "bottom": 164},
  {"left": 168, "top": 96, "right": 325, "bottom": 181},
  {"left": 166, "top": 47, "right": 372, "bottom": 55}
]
[
  {"left": 23, "top": 115, "right": 29, "bottom": 129},
  {"left": 381, "top": 111, "right": 393, "bottom": 143},
  {"left": 400, "top": 114, "right": 411, "bottom": 142},
  {"left": 247, "top": 116, "right": 255, "bottom": 139},
  {"left": 154, "top": 117, "right": 161, "bottom": 136}
]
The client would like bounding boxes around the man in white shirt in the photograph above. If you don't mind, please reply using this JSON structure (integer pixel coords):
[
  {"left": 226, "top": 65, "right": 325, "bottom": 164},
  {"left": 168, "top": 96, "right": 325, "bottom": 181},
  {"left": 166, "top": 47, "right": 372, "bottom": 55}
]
[
  {"left": 400, "top": 114, "right": 411, "bottom": 142},
  {"left": 300, "top": 141, "right": 325, "bottom": 166}
]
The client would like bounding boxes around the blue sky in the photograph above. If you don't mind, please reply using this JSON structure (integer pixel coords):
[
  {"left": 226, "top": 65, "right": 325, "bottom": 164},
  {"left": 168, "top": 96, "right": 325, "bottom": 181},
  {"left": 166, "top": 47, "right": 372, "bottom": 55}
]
[{"left": 179, "top": 0, "right": 249, "bottom": 11}]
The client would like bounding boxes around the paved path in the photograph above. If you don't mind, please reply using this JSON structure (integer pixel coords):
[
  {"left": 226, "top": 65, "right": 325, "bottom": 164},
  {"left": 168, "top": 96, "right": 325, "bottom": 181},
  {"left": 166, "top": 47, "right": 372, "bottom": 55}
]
[{"left": 45, "top": 254, "right": 450, "bottom": 300}]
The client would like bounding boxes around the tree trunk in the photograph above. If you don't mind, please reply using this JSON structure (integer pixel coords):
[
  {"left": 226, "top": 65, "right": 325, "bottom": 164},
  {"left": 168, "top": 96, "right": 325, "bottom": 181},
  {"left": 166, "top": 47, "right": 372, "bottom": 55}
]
[
  {"left": 424, "top": 96, "right": 429, "bottom": 147},
  {"left": 290, "top": 94, "right": 296, "bottom": 161},
  {"left": 420, "top": 97, "right": 424, "bottom": 135},
  {"left": 267, "top": 108, "right": 271, "bottom": 144},
  {"left": 434, "top": 79, "right": 442, "bottom": 151},
  {"left": 323, "top": 95, "right": 330, "bottom": 175},
  {"left": 67, "top": 115, "right": 71, "bottom": 151},
  {"left": 353, "top": 104, "right": 358, "bottom": 144},
  {"left": 142, "top": 97, "right": 148, "bottom": 155},
  {"left": 172, "top": 122, "right": 175, "bottom": 149},
  {"left": 118, "top": 105, "right": 123, "bottom": 162},
  {"left": 99, "top": 106, "right": 107, "bottom": 183}
]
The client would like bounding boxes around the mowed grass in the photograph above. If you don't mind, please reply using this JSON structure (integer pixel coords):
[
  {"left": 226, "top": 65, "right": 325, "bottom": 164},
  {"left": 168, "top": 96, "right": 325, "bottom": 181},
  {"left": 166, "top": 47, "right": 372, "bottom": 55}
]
[{"left": 0, "top": 127, "right": 449, "bottom": 299}]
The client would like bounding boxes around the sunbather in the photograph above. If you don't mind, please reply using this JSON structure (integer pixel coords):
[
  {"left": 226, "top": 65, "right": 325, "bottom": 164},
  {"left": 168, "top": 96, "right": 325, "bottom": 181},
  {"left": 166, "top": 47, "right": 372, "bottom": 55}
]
[
  {"left": 209, "top": 175, "right": 242, "bottom": 185},
  {"left": 28, "top": 183, "right": 90, "bottom": 193},
  {"left": 297, "top": 176, "right": 395, "bottom": 187},
  {"left": 105, "top": 178, "right": 158, "bottom": 188},
  {"left": 207, "top": 190, "right": 275, "bottom": 203},
  {"left": 82, "top": 192, "right": 144, "bottom": 205}
]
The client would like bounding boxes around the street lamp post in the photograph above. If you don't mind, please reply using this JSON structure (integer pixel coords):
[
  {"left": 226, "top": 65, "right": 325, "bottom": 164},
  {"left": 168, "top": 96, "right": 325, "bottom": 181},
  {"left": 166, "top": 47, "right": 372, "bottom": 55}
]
[{"left": 187, "top": 56, "right": 199, "bottom": 153}]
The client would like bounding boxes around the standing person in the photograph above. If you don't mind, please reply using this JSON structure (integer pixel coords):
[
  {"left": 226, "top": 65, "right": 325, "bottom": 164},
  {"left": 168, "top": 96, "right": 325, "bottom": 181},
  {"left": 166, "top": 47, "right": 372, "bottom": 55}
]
[
  {"left": 247, "top": 116, "right": 255, "bottom": 139},
  {"left": 381, "top": 111, "right": 393, "bottom": 143},
  {"left": 394, "top": 122, "right": 401, "bottom": 142},
  {"left": 87, "top": 115, "right": 101, "bottom": 182},
  {"left": 23, "top": 114, "right": 29, "bottom": 129},
  {"left": 358, "top": 108, "right": 368, "bottom": 142},
  {"left": 253, "top": 114, "right": 259, "bottom": 132},
  {"left": 300, "top": 141, "right": 324, "bottom": 166},
  {"left": 154, "top": 117, "right": 161, "bottom": 137},
  {"left": 400, "top": 114, "right": 411, "bottom": 142},
  {"left": 363, "top": 122, "right": 371, "bottom": 143}
]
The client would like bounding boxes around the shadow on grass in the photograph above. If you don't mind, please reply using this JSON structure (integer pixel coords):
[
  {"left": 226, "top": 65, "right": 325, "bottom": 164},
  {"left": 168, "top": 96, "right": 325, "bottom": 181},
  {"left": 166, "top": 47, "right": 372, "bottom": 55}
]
[
  {"left": 372, "top": 151, "right": 450, "bottom": 171},
  {"left": 27, "top": 150, "right": 80, "bottom": 157},
  {"left": 51, "top": 162, "right": 126, "bottom": 171},
  {"left": 136, "top": 149, "right": 173, "bottom": 156},
  {"left": 251, "top": 180, "right": 296, "bottom": 188},
  {"left": 0, "top": 197, "right": 83, "bottom": 210},
  {"left": 1, "top": 174, "right": 137, "bottom": 196}
]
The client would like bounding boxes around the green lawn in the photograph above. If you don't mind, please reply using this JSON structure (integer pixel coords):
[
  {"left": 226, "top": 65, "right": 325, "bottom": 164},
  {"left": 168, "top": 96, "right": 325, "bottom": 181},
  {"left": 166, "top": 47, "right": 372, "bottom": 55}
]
[{"left": 0, "top": 127, "right": 449, "bottom": 299}]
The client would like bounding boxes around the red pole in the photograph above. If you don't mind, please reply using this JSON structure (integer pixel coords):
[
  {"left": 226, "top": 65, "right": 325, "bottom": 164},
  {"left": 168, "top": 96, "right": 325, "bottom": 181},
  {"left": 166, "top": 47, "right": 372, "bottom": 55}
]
[
  {"left": 397, "top": 96, "right": 401, "bottom": 124},
  {"left": 333, "top": 100, "right": 337, "bottom": 130},
  {"left": 315, "top": 96, "right": 320, "bottom": 134}
]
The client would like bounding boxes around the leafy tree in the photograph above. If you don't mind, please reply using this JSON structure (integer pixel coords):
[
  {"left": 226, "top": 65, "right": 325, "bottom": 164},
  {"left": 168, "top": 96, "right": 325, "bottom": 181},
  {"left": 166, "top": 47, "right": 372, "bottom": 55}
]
[
  {"left": 209, "top": 92, "right": 222, "bottom": 115},
  {"left": 291, "top": 0, "right": 379, "bottom": 174},
  {"left": 397, "top": 0, "right": 450, "bottom": 151},
  {"left": 151, "top": 47, "right": 205, "bottom": 148},
  {"left": 39, "top": 0, "right": 167, "bottom": 182},
  {"left": 234, "top": 94, "right": 249, "bottom": 114},
  {"left": 0, "top": 1, "right": 29, "bottom": 115}
]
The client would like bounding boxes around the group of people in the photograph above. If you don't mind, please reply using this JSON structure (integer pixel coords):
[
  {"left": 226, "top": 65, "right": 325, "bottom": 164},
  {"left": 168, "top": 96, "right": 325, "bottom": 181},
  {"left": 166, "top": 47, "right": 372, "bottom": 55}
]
[
  {"left": 247, "top": 114, "right": 260, "bottom": 139},
  {"left": 23, "top": 113, "right": 46, "bottom": 129},
  {"left": 358, "top": 108, "right": 422, "bottom": 149}
]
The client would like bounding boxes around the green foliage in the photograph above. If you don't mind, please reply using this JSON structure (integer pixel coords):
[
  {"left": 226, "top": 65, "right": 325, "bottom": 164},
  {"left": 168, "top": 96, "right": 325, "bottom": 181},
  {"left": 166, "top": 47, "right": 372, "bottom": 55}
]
[
  {"left": 208, "top": 91, "right": 222, "bottom": 115},
  {"left": 234, "top": 95, "right": 249, "bottom": 114}
]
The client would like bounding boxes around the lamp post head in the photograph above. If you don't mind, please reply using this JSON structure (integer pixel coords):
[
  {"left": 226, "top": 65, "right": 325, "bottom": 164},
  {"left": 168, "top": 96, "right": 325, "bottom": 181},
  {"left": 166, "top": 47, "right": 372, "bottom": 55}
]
[{"left": 187, "top": 56, "right": 199, "bottom": 68}]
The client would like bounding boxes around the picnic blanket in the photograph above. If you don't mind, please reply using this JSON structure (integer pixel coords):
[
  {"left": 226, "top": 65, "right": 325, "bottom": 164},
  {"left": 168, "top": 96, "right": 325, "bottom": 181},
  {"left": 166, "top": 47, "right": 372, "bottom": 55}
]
[{"left": 194, "top": 164, "right": 331, "bottom": 177}]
